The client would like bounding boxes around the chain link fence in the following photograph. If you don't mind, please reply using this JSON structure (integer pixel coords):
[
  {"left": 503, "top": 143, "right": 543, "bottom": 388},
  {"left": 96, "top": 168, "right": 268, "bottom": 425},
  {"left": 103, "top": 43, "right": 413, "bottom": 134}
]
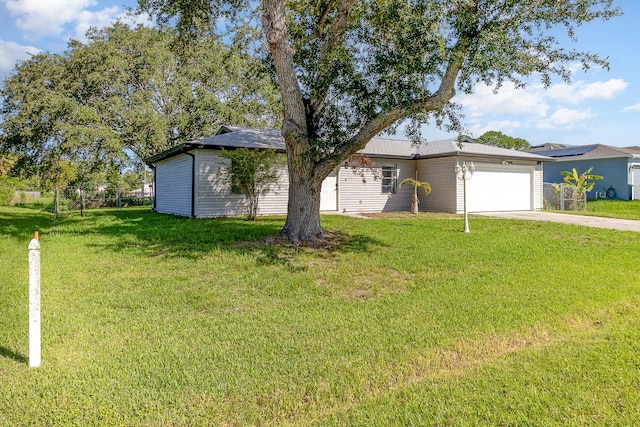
[
  {"left": 543, "top": 182, "right": 587, "bottom": 211},
  {"left": 54, "top": 185, "right": 153, "bottom": 218}
]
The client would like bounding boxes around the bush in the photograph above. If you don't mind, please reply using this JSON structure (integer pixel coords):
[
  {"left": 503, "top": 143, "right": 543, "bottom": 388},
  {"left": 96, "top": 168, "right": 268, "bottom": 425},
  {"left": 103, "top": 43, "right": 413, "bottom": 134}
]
[{"left": 0, "top": 176, "right": 24, "bottom": 206}]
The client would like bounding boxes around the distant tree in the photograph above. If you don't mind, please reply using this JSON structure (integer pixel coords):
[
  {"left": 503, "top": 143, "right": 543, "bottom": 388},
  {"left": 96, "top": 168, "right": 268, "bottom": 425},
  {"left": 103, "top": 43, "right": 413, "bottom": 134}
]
[
  {"left": 141, "top": 0, "right": 620, "bottom": 242},
  {"left": 0, "top": 175, "right": 24, "bottom": 206},
  {"left": 41, "top": 160, "right": 78, "bottom": 191},
  {"left": 122, "top": 171, "right": 145, "bottom": 193},
  {"left": 0, "top": 154, "right": 18, "bottom": 175},
  {"left": 219, "top": 149, "right": 284, "bottom": 220},
  {"left": 476, "top": 131, "right": 530, "bottom": 150},
  {"left": 0, "top": 23, "right": 281, "bottom": 186}
]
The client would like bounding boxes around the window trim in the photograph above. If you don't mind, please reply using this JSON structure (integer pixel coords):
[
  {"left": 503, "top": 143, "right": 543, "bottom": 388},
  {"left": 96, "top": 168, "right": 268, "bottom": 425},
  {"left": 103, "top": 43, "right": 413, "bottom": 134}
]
[{"left": 381, "top": 163, "right": 397, "bottom": 194}]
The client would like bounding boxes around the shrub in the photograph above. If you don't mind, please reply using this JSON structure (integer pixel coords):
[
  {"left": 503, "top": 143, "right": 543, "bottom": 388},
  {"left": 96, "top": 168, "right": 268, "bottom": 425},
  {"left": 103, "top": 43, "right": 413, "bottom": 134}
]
[{"left": 0, "top": 176, "right": 24, "bottom": 206}]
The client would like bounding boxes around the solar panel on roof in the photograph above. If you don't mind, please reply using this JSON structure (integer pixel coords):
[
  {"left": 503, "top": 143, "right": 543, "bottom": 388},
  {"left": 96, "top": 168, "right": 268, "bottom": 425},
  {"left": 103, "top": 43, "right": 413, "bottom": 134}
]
[{"left": 537, "top": 145, "right": 597, "bottom": 157}]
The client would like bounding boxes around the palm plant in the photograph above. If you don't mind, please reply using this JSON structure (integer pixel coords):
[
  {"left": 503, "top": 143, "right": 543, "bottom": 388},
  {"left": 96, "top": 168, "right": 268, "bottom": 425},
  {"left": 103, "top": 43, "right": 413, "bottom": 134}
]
[
  {"left": 399, "top": 171, "right": 432, "bottom": 214},
  {"left": 559, "top": 167, "right": 603, "bottom": 210}
]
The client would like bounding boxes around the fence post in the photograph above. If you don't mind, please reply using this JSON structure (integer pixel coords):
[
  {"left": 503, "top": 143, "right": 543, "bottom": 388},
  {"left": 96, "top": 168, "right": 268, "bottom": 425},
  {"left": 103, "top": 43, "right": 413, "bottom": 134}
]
[
  {"left": 80, "top": 186, "right": 85, "bottom": 217},
  {"left": 54, "top": 187, "right": 59, "bottom": 219},
  {"left": 28, "top": 232, "right": 41, "bottom": 368}
]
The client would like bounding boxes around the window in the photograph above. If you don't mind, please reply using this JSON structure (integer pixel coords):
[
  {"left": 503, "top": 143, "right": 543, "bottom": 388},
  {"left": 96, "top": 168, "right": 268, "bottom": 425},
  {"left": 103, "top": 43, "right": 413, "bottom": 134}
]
[{"left": 381, "top": 164, "right": 397, "bottom": 194}]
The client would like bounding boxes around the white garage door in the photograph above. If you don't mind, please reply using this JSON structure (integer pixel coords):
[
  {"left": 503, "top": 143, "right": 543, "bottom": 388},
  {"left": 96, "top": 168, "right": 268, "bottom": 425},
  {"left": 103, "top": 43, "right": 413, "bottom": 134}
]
[
  {"left": 633, "top": 166, "right": 640, "bottom": 200},
  {"left": 467, "top": 166, "right": 532, "bottom": 212}
]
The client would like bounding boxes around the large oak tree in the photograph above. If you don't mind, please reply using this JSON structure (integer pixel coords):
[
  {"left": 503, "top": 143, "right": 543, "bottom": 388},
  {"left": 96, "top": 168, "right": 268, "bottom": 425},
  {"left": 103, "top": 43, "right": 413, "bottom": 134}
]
[
  {"left": 0, "top": 23, "right": 280, "bottom": 187},
  {"left": 145, "top": 1, "right": 618, "bottom": 242}
]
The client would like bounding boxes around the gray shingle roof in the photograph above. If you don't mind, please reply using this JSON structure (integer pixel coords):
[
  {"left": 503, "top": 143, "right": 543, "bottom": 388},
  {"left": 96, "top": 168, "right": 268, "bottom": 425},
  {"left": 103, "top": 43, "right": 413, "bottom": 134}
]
[
  {"left": 535, "top": 144, "right": 640, "bottom": 160},
  {"left": 210, "top": 125, "right": 286, "bottom": 150},
  {"left": 146, "top": 126, "right": 550, "bottom": 164},
  {"left": 360, "top": 136, "right": 550, "bottom": 161}
]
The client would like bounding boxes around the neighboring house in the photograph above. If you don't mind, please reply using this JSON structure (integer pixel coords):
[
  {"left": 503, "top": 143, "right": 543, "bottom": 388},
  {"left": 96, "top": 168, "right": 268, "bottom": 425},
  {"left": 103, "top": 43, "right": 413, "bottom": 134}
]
[
  {"left": 530, "top": 144, "right": 640, "bottom": 200},
  {"left": 145, "top": 126, "right": 550, "bottom": 217}
]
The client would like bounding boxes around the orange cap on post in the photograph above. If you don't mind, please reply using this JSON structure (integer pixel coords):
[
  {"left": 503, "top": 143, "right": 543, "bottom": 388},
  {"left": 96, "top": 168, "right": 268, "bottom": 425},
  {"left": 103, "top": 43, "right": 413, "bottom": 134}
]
[{"left": 34, "top": 231, "right": 39, "bottom": 240}]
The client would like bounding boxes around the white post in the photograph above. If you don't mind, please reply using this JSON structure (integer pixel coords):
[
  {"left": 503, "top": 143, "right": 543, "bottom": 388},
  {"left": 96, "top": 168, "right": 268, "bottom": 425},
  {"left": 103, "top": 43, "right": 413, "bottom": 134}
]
[
  {"left": 455, "top": 160, "right": 474, "bottom": 233},
  {"left": 463, "top": 177, "right": 469, "bottom": 233},
  {"left": 28, "top": 231, "right": 41, "bottom": 368}
]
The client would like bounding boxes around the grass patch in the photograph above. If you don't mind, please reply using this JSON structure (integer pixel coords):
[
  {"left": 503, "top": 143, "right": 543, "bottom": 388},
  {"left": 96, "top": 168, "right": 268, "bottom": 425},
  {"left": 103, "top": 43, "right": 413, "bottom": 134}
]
[
  {"left": 1, "top": 206, "right": 639, "bottom": 425},
  {"left": 551, "top": 199, "right": 640, "bottom": 220}
]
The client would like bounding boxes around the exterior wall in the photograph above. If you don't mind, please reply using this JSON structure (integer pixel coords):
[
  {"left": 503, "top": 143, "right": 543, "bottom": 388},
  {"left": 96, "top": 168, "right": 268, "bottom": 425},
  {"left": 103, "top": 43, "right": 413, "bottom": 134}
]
[
  {"left": 462, "top": 159, "right": 540, "bottom": 213},
  {"left": 416, "top": 157, "right": 458, "bottom": 213},
  {"left": 194, "top": 150, "right": 289, "bottom": 218},
  {"left": 418, "top": 157, "right": 540, "bottom": 214},
  {"left": 632, "top": 164, "right": 640, "bottom": 200},
  {"left": 543, "top": 157, "right": 631, "bottom": 200},
  {"left": 154, "top": 149, "right": 545, "bottom": 217},
  {"left": 154, "top": 154, "right": 193, "bottom": 217},
  {"left": 338, "top": 159, "right": 415, "bottom": 213},
  {"left": 256, "top": 162, "right": 289, "bottom": 216},
  {"left": 534, "top": 164, "right": 543, "bottom": 210}
]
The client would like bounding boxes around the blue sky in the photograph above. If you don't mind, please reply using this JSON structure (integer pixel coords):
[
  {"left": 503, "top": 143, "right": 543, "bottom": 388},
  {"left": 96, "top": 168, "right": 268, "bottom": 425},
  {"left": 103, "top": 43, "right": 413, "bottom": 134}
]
[{"left": 1, "top": 0, "right": 639, "bottom": 148}]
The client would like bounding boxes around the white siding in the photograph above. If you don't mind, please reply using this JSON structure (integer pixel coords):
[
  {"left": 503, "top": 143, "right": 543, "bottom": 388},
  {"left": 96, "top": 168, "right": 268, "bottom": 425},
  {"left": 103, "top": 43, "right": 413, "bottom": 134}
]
[
  {"left": 534, "top": 163, "right": 543, "bottom": 210},
  {"left": 155, "top": 154, "right": 193, "bottom": 217},
  {"left": 338, "top": 159, "right": 415, "bottom": 212},
  {"left": 416, "top": 158, "right": 458, "bottom": 213},
  {"left": 194, "top": 150, "right": 289, "bottom": 218},
  {"left": 256, "top": 163, "right": 289, "bottom": 216}
]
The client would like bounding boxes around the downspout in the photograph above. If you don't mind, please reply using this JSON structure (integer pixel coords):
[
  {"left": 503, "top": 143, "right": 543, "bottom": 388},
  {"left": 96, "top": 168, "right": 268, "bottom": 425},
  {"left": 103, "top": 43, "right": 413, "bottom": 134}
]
[
  {"left": 149, "top": 163, "right": 157, "bottom": 211},
  {"left": 184, "top": 151, "right": 196, "bottom": 218}
]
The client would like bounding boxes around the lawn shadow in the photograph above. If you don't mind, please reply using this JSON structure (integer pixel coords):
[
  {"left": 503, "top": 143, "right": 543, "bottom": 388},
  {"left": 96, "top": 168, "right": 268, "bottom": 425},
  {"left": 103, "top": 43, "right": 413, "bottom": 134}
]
[
  {"left": 72, "top": 209, "right": 387, "bottom": 261},
  {"left": 0, "top": 208, "right": 56, "bottom": 242},
  {"left": 0, "top": 346, "right": 28, "bottom": 364}
]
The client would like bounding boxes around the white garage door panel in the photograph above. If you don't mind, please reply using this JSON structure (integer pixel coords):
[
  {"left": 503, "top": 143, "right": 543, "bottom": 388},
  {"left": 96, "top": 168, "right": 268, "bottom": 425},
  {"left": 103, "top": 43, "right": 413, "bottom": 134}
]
[
  {"left": 467, "top": 168, "right": 532, "bottom": 212},
  {"left": 633, "top": 167, "right": 640, "bottom": 200}
]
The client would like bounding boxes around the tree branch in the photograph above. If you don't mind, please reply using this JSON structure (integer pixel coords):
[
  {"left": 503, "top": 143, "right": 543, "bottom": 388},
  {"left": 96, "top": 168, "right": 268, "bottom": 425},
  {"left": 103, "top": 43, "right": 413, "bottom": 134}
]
[{"left": 308, "top": 0, "right": 355, "bottom": 120}]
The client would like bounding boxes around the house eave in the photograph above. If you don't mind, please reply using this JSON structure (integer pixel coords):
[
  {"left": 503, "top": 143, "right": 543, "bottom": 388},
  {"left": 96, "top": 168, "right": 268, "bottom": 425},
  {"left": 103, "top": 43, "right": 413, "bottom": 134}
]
[
  {"left": 414, "top": 151, "right": 555, "bottom": 162},
  {"left": 548, "top": 154, "right": 634, "bottom": 162},
  {"left": 145, "top": 142, "right": 286, "bottom": 165}
]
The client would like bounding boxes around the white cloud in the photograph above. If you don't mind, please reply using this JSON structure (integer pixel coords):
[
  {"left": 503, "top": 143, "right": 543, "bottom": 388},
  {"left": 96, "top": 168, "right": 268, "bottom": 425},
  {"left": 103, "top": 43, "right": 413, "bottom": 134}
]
[
  {"left": 74, "top": 9, "right": 153, "bottom": 41},
  {"left": 547, "top": 79, "right": 628, "bottom": 104},
  {"left": 73, "top": 6, "right": 121, "bottom": 40},
  {"left": 4, "top": 0, "right": 134, "bottom": 40},
  {"left": 457, "top": 83, "right": 549, "bottom": 119},
  {"left": 0, "top": 39, "right": 40, "bottom": 75},
  {"left": 468, "top": 120, "right": 522, "bottom": 137},
  {"left": 537, "top": 108, "right": 596, "bottom": 130},
  {"left": 623, "top": 103, "right": 640, "bottom": 113}
]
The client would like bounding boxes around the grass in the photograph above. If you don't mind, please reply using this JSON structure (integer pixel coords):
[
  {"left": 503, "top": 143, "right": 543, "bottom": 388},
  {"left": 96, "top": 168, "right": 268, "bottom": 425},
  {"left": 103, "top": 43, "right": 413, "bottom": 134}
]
[
  {"left": 552, "top": 199, "right": 640, "bottom": 220},
  {"left": 1, "top": 206, "right": 639, "bottom": 426}
]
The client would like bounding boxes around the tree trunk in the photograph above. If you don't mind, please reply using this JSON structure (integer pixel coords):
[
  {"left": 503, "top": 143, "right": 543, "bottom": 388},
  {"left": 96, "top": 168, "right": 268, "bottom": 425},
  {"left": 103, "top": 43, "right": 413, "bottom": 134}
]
[
  {"left": 280, "top": 168, "right": 325, "bottom": 243},
  {"left": 411, "top": 195, "right": 419, "bottom": 214}
]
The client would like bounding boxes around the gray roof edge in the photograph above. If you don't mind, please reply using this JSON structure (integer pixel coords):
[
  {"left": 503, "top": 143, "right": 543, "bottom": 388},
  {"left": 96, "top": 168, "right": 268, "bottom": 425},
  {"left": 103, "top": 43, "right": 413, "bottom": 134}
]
[
  {"left": 549, "top": 154, "right": 635, "bottom": 162},
  {"left": 145, "top": 126, "right": 551, "bottom": 165},
  {"left": 145, "top": 143, "right": 190, "bottom": 164},
  {"left": 414, "top": 151, "right": 553, "bottom": 161}
]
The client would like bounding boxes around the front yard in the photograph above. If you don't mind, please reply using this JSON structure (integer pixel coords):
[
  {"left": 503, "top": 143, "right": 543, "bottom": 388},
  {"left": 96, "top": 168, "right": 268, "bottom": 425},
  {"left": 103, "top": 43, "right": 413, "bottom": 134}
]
[
  {"left": 1, "top": 206, "right": 639, "bottom": 426},
  {"left": 558, "top": 199, "right": 640, "bottom": 220}
]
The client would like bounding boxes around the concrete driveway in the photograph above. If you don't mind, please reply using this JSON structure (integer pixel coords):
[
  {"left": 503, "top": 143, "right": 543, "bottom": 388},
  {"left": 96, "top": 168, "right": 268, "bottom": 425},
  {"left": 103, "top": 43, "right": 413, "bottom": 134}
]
[{"left": 476, "top": 211, "right": 640, "bottom": 232}]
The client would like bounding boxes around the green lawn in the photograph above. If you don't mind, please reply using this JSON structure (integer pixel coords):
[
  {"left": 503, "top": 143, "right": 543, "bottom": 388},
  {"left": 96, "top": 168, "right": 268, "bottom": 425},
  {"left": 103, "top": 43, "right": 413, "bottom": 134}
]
[
  {"left": 559, "top": 199, "right": 640, "bottom": 220},
  {"left": 1, "top": 207, "right": 639, "bottom": 426}
]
